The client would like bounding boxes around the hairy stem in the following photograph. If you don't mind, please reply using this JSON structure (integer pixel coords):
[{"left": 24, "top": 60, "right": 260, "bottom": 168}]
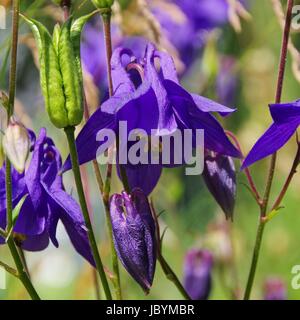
[
  {"left": 243, "top": 0, "right": 294, "bottom": 300},
  {"left": 64, "top": 126, "right": 112, "bottom": 300}
]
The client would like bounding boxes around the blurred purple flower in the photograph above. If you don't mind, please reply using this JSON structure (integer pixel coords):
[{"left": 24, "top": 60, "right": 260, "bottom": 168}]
[
  {"left": 63, "top": 44, "right": 240, "bottom": 195},
  {"left": 264, "top": 278, "right": 287, "bottom": 300},
  {"left": 110, "top": 188, "right": 156, "bottom": 292},
  {"left": 0, "top": 128, "right": 94, "bottom": 266},
  {"left": 184, "top": 249, "right": 213, "bottom": 300},
  {"left": 81, "top": 0, "right": 232, "bottom": 90},
  {"left": 216, "top": 56, "right": 238, "bottom": 107},
  {"left": 203, "top": 151, "right": 236, "bottom": 220},
  {"left": 242, "top": 100, "right": 300, "bottom": 168}
]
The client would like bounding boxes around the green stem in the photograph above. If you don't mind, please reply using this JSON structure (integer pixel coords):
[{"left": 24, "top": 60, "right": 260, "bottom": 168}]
[
  {"left": 158, "top": 253, "right": 191, "bottom": 300},
  {"left": 64, "top": 126, "right": 112, "bottom": 300},
  {"left": 4, "top": 0, "right": 40, "bottom": 300},
  {"left": 7, "top": 0, "right": 19, "bottom": 119},
  {"left": 101, "top": 10, "right": 123, "bottom": 299},
  {"left": 7, "top": 239, "right": 40, "bottom": 299},
  {"left": 243, "top": 219, "right": 266, "bottom": 300},
  {"left": 243, "top": 0, "right": 294, "bottom": 300}
]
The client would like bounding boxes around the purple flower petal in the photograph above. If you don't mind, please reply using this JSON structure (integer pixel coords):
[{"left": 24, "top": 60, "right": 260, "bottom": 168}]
[
  {"left": 21, "top": 229, "right": 50, "bottom": 251},
  {"left": 242, "top": 119, "right": 300, "bottom": 169},
  {"left": 62, "top": 110, "right": 116, "bottom": 172},
  {"left": 117, "top": 161, "right": 162, "bottom": 196},
  {"left": 269, "top": 100, "right": 300, "bottom": 122},
  {"left": 45, "top": 188, "right": 95, "bottom": 267}
]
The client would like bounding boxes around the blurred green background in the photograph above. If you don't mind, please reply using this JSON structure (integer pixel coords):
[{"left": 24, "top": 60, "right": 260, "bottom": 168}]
[{"left": 1, "top": 0, "right": 300, "bottom": 300}]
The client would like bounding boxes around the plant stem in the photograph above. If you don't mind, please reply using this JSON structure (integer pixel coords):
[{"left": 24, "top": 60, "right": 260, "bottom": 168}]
[
  {"left": 149, "top": 199, "right": 191, "bottom": 300},
  {"left": 243, "top": 219, "right": 266, "bottom": 300},
  {"left": 271, "top": 143, "right": 300, "bottom": 210},
  {"left": 100, "top": 10, "right": 123, "bottom": 299},
  {"left": 7, "top": 239, "right": 40, "bottom": 299},
  {"left": 243, "top": 0, "right": 293, "bottom": 300},
  {"left": 7, "top": 0, "right": 19, "bottom": 120},
  {"left": 225, "top": 130, "right": 261, "bottom": 205},
  {"left": 158, "top": 253, "right": 191, "bottom": 300},
  {"left": 4, "top": 0, "right": 40, "bottom": 300},
  {"left": 64, "top": 126, "right": 112, "bottom": 300}
]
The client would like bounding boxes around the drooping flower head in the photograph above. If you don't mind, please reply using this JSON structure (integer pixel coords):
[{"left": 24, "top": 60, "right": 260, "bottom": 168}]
[
  {"left": 110, "top": 188, "right": 156, "bottom": 292},
  {"left": 64, "top": 43, "right": 241, "bottom": 195},
  {"left": 203, "top": 151, "right": 236, "bottom": 220},
  {"left": 0, "top": 128, "right": 94, "bottom": 266},
  {"left": 183, "top": 249, "right": 213, "bottom": 300}
]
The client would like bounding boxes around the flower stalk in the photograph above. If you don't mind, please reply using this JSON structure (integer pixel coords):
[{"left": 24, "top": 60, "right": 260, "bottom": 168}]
[
  {"left": 3, "top": 0, "right": 41, "bottom": 300},
  {"left": 64, "top": 126, "right": 112, "bottom": 300},
  {"left": 100, "top": 9, "right": 123, "bottom": 299},
  {"left": 243, "top": 0, "right": 294, "bottom": 300}
]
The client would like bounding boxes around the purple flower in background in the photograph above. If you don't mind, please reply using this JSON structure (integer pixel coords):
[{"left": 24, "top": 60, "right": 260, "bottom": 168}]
[
  {"left": 264, "top": 278, "right": 287, "bottom": 300},
  {"left": 242, "top": 101, "right": 300, "bottom": 168},
  {"left": 216, "top": 56, "right": 238, "bottom": 106},
  {"left": 203, "top": 151, "right": 236, "bottom": 220},
  {"left": 81, "top": 0, "right": 232, "bottom": 90},
  {"left": 184, "top": 249, "right": 213, "bottom": 300},
  {"left": 0, "top": 128, "right": 94, "bottom": 266},
  {"left": 110, "top": 188, "right": 156, "bottom": 292},
  {"left": 63, "top": 44, "right": 241, "bottom": 195},
  {"left": 175, "top": 0, "right": 229, "bottom": 30}
]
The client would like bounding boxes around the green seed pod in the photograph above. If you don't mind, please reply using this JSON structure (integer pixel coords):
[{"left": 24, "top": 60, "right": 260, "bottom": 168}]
[
  {"left": 21, "top": 15, "right": 68, "bottom": 128},
  {"left": 21, "top": 13, "right": 98, "bottom": 129},
  {"left": 58, "top": 19, "right": 83, "bottom": 127},
  {"left": 92, "top": 0, "right": 114, "bottom": 9}
]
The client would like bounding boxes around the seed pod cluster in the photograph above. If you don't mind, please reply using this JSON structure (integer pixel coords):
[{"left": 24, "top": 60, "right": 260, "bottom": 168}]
[{"left": 22, "top": 13, "right": 96, "bottom": 128}]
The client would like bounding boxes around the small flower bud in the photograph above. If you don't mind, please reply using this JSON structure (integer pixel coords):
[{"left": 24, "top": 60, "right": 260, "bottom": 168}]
[
  {"left": 203, "top": 151, "right": 236, "bottom": 220},
  {"left": 183, "top": 249, "right": 213, "bottom": 300},
  {"left": 110, "top": 188, "right": 156, "bottom": 293},
  {"left": 3, "top": 117, "right": 30, "bottom": 173}
]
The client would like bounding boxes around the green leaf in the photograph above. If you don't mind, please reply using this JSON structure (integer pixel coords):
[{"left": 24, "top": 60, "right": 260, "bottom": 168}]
[{"left": 265, "top": 207, "right": 284, "bottom": 223}]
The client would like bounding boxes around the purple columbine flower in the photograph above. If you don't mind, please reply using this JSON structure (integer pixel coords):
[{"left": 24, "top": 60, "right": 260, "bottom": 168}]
[
  {"left": 203, "top": 151, "right": 236, "bottom": 220},
  {"left": 183, "top": 249, "right": 213, "bottom": 300},
  {"left": 264, "top": 277, "right": 287, "bottom": 300},
  {"left": 0, "top": 128, "right": 94, "bottom": 266},
  {"left": 242, "top": 100, "right": 300, "bottom": 168},
  {"left": 110, "top": 188, "right": 156, "bottom": 293},
  {"left": 63, "top": 44, "right": 241, "bottom": 195}
]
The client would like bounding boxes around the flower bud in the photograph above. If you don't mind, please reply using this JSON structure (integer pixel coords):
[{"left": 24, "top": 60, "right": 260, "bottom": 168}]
[
  {"left": 92, "top": 0, "right": 114, "bottom": 9},
  {"left": 3, "top": 118, "right": 30, "bottom": 173},
  {"left": 183, "top": 249, "right": 213, "bottom": 300},
  {"left": 110, "top": 188, "right": 156, "bottom": 293},
  {"left": 203, "top": 151, "right": 236, "bottom": 220},
  {"left": 264, "top": 277, "right": 286, "bottom": 300}
]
